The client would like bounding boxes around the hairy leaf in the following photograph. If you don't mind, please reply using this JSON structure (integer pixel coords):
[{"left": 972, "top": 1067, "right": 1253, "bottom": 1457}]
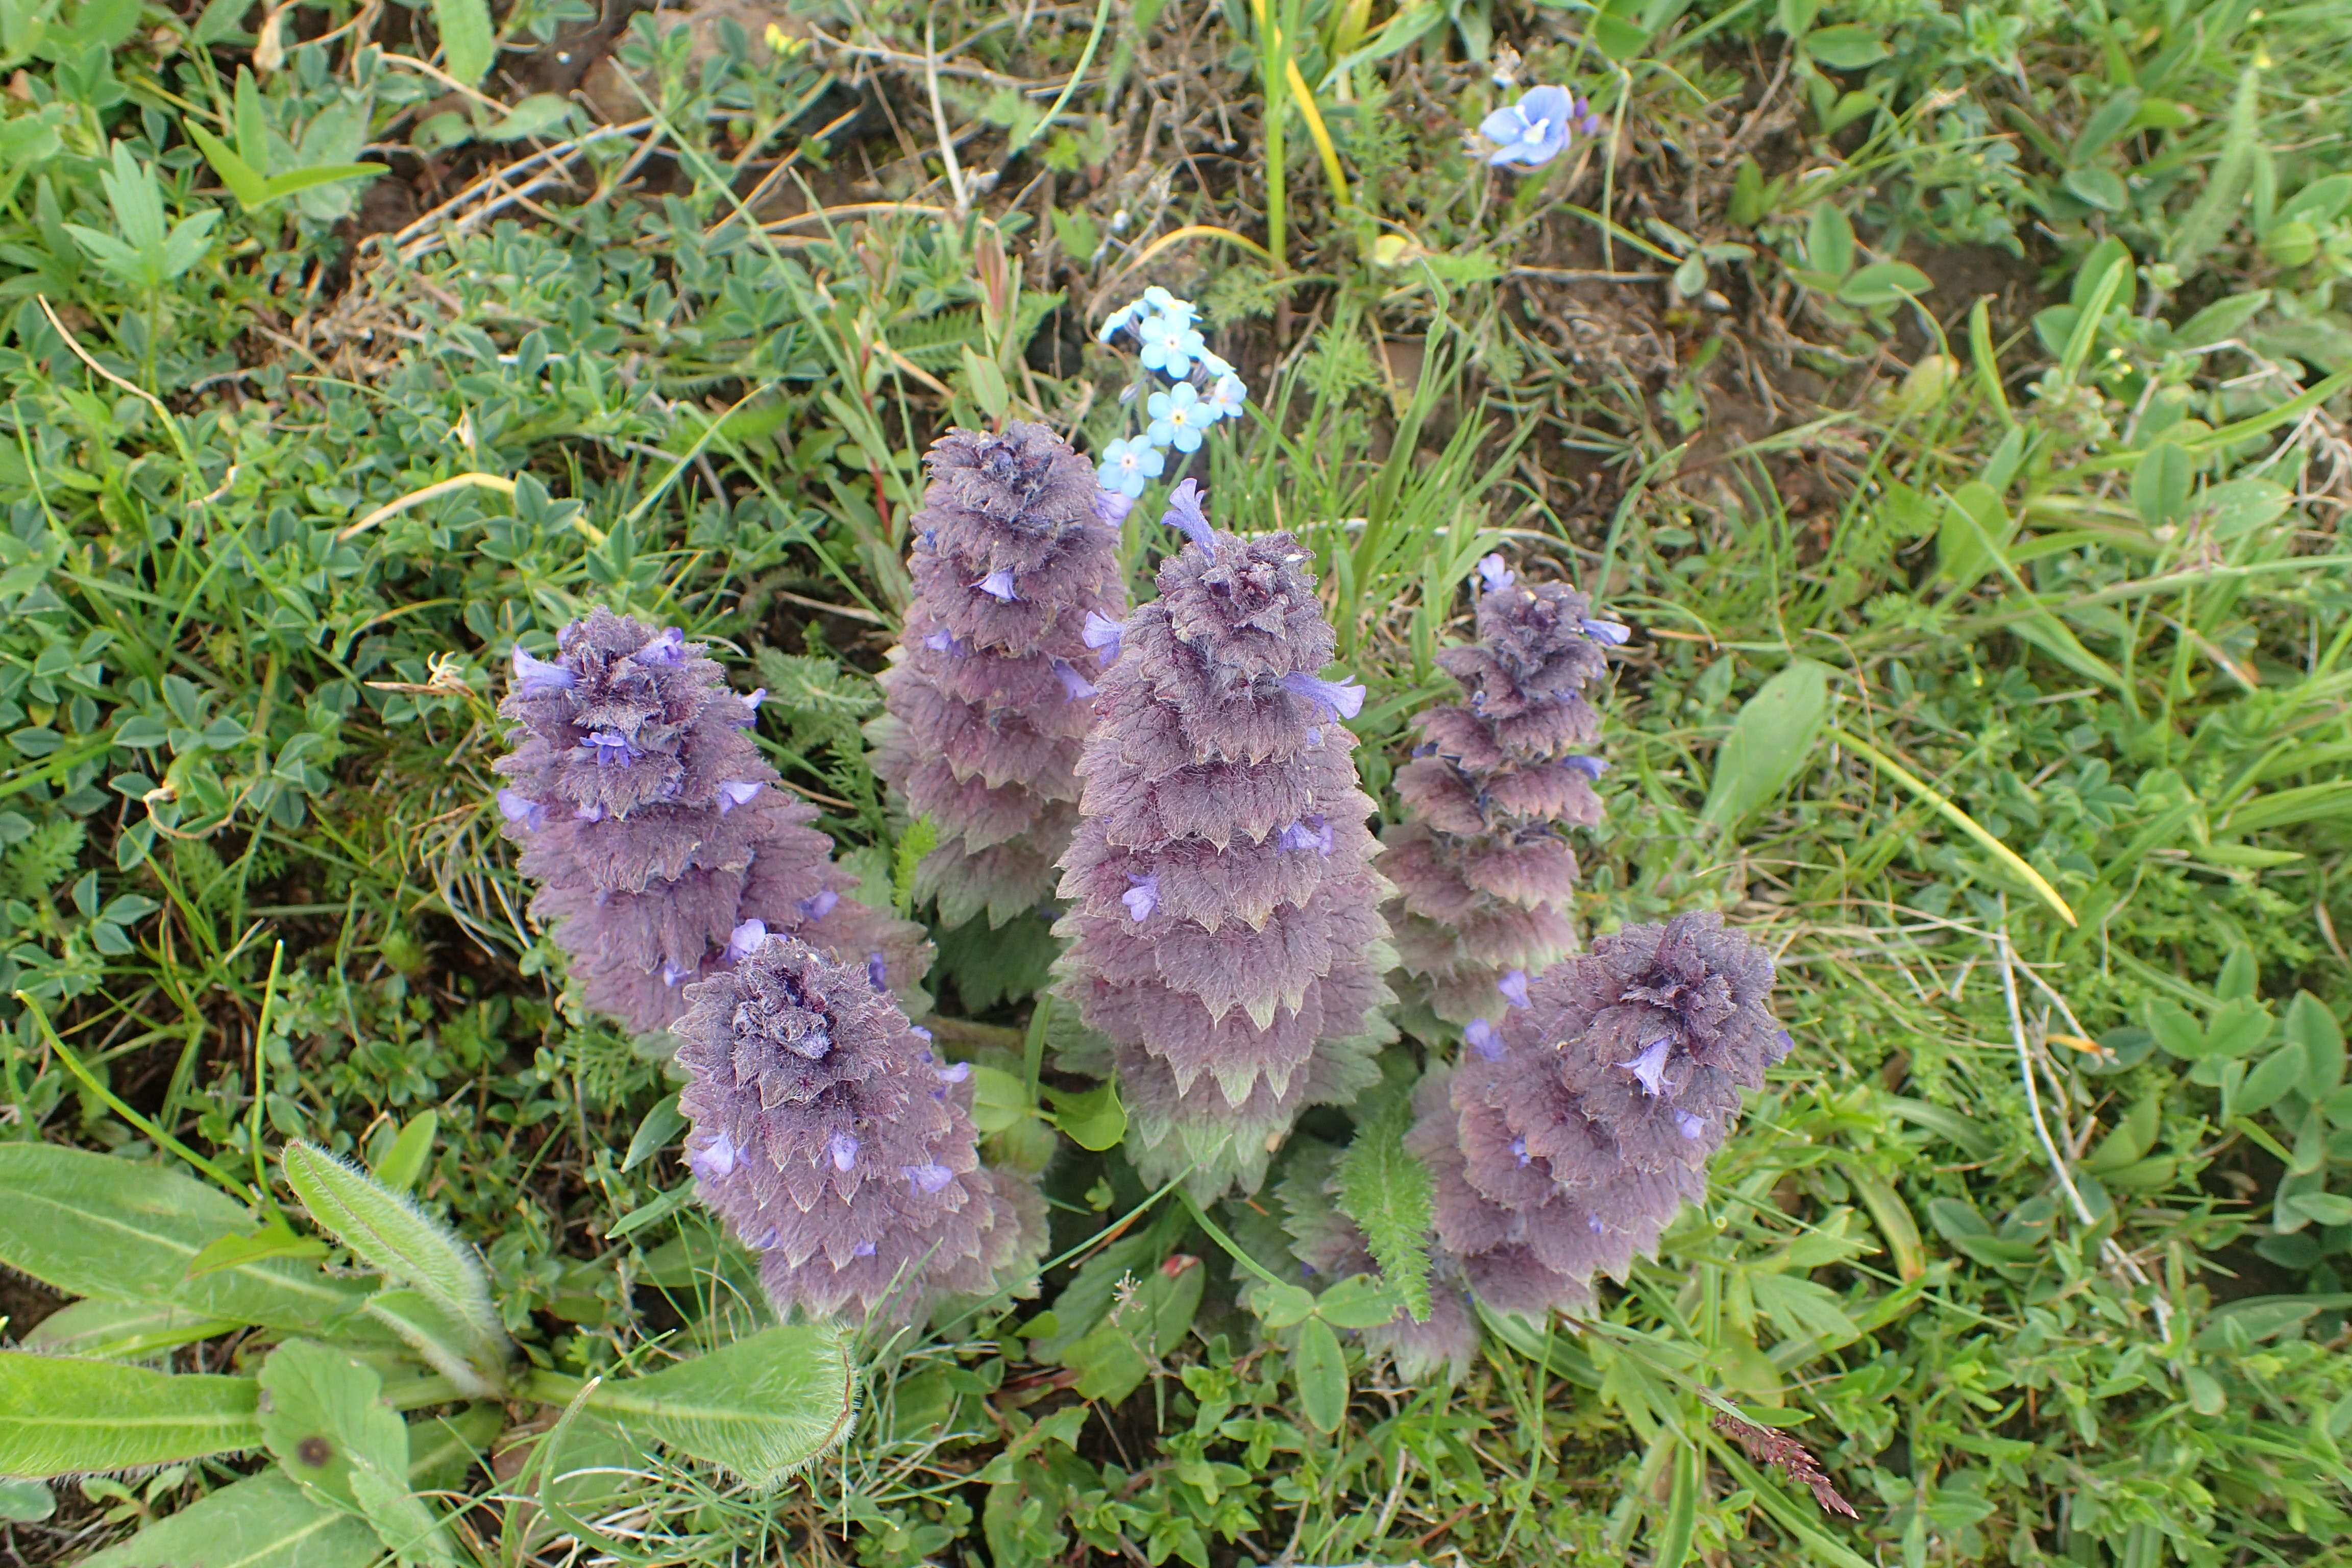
[
  {"left": 583, "top": 1324, "right": 855, "bottom": 1489},
  {"left": 0, "top": 1354, "right": 259, "bottom": 1476},
  {"left": 1333, "top": 1094, "right": 1434, "bottom": 1320},
  {"left": 1699, "top": 660, "right": 1831, "bottom": 834},
  {"left": 82, "top": 1472, "right": 380, "bottom": 1568},
  {"left": 0, "top": 1144, "right": 365, "bottom": 1331}
]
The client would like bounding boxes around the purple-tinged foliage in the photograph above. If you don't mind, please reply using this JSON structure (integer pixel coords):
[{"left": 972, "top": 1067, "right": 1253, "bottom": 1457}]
[
  {"left": 1413, "top": 913, "right": 1782, "bottom": 1314},
  {"left": 1380, "top": 568, "right": 1615, "bottom": 1025},
  {"left": 494, "top": 609, "right": 929, "bottom": 1036},
  {"left": 869, "top": 424, "right": 1128, "bottom": 929},
  {"left": 675, "top": 935, "right": 1042, "bottom": 1325},
  {"left": 1056, "top": 509, "right": 1396, "bottom": 1195}
]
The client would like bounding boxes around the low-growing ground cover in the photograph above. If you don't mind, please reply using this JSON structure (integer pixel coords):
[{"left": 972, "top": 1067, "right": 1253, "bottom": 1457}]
[{"left": 0, "top": 0, "right": 2349, "bottom": 1563}]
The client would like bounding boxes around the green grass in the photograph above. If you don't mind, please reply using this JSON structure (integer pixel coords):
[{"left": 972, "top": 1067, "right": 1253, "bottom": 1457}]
[{"left": 2, "top": 0, "right": 2351, "bottom": 1563}]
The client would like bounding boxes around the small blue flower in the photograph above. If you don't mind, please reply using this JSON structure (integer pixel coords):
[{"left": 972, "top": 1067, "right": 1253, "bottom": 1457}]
[
  {"left": 1280, "top": 671, "right": 1367, "bottom": 722},
  {"left": 903, "top": 1161, "right": 956, "bottom": 1194},
  {"left": 829, "top": 1132, "right": 861, "bottom": 1172},
  {"left": 1052, "top": 658, "right": 1098, "bottom": 700},
  {"left": 689, "top": 1131, "right": 739, "bottom": 1180},
  {"left": 1278, "top": 815, "right": 1334, "bottom": 855},
  {"left": 1768, "top": 1028, "right": 1795, "bottom": 1064},
  {"left": 725, "top": 918, "right": 770, "bottom": 963},
  {"left": 1675, "top": 1111, "right": 1705, "bottom": 1140},
  {"left": 1098, "top": 437, "right": 1166, "bottom": 498},
  {"left": 1498, "top": 969, "right": 1531, "bottom": 1008},
  {"left": 1564, "top": 754, "right": 1609, "bottom": 780},
  {"left": 1093, "top": 486, "right": 1137, "bottom": 525},
  {"left": 1123, "top": 873, "right": 1160, "bottom": 922},
  {"left": 1465, "top": 1018, "right": 1507, "bottom": 1060},
  {"left": 1147, "top": 382, "right": 1209, "bottom": 452},
  {"left": 495, "top": 789, "right": 547, "bottom": 831},
  {"left": 732, "top": 689, "right": 766, "bottom": 727},
  {"left": 1139, "top": 315, "right": 1208, "bottom": 378},
  {"left": 1476, "top": 552, "right": 1514, "bottom": 591},
  {"left": 973, "top": 568, "right": 1020, "bottom": 602},
  {"left": 1162, "top": 477, "right": 1214, "bottom": 555},
  {"left": 510, "top": 645, "right": 576, "bottom": 698},
  {"left": 1142, "top": 285, "right": 1196, "bottom": 326},
  {"left": 1480, "top": 85, "right": 1579, "bottom": 169},
  {"left": 1617, "top": 1037, "right": 1673, "bottom": 1097},
  {"left": 632, "top": 627, "right": 687, "bottom": 665},
  {"left": 715, "top": 779, "right": 763, "bottom": 814},
  {"left": 1202, "top": 372, "right": 1248, "bottom": 423},
  {"left": 867, "top": 952, "right": 888, "bottom": 990},
  {"left": 662, "top": 960, "right": 695, "bottom": 987},
  {"left": 923, "top": 627, "right": 971, "bottom": 657},
  {"left": 1083, "top": 610, "right": 1126, "bottom": 666},
  {"left": 797, "top": 889, "right": 839, "bottom": 921},
  {"left": 582, "top": 730, "right": 642, "bottom": 767},
  {"left": 1098, "top": 299, "right": 1143, "bottom": 342},
  {"left": 1580, "top": 618, "right": 1631, "bottom": 646}
]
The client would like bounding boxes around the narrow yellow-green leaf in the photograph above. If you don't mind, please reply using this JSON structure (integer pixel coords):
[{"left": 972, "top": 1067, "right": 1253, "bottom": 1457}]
[
  {"left": 1832, "top": 728, "right": 2077, "bottom": 927},
  {"left": 0, "top": 1353, "right": 259, "bottom": 1476}
]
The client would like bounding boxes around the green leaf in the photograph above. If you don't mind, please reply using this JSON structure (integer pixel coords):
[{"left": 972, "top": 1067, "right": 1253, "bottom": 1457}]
[
  {"left": 1332, "top": 1093, "right": 1433, "bottom": 1320},
  {"left": 372, "top": 1111, "right": 438, "bottom": 1195},
  {"left": 1936, "top": 481, "right": 2015, "bottom": 594},
  {"left": 482, "top": 92, "right": 572, "bottom": 141},
  {"left": 0, "top": 1353, "right": 259, "bottom": 1476},
  {"left": 1044, "top": 1081, "right": 1126, "bottom": 1152},
  {"left": 2287, "top": 991, "right": 2346, "bottom": 1100},
  {"left": 1312, "top": 1273, "right": 1406, "bottom": 1330},
  {"left": 970, "top": 1064, "right": 1032, "bottom": 1135},
  {"left": 2062, "top": 166, "right": 2128, "bottom": 213},
  {"left": 22, "top": 1299, "right": 241, "bottom": 1360},
  {"left": 1805, "top": 203, "right": 1854, "bottom": 279},
  {"left": 582, "top": 1322, "right": 855, "bottom": 1489},
  {"left": 1801, "top": 23, "right": 1888, "bottom": 68},
  {"left": 2170, "top": 65, "right": 2261, "bottom": 276},
  {"left": 257, "top": 1341, "right": 410, "bottom": 1512},
  {"left": 281, "top": 1142, "right": 508, "bottom": 1387},
  {"left": 1699, "top": 659, "right": 1832, "bottom": 833},
  {"left": 259, "top": 164, "right": 384, "bottom": 203},
  {"left": 83, "top": 1472, "right": 382, "bottom": 1568},
  {"left": 892, "top": 816, "right": 937, "bottom": 918},
  {"left": 0, "top": 1144, "right": 364, "bottom": 1331},
  {"left": 1290, "top": 1317, "right": 1348, "bottom": 1434},
  {"left": 2132, "top": 441, "right": 2193, "bottom": 528},
  {"left": 186, "top": 1216, "right": 329, "bottom": 1278},
  {"left": 623, "top": 1094, "right": 685, "bottom": 1172},
  {"left": 1653, "top": 1440, "right": 1699, "bottom": 1568},
  {"left": 0, "top": 1477, "right": 53, "bottom": 1522},
  {"left": 1253, "top": 1281, "right": 1317, "bottom": 1330},
  {"left": 431, "top": 0, "right": 495, "bottom": 86},
  {"left": 184, "top": 122, "right": 268, "bottom": 210},
  {"left": 365, "top": 1288, "right": 497, "bottom": 1398},
  {"left": 234, "top": 65, "right": 267, "bottom": 170}
]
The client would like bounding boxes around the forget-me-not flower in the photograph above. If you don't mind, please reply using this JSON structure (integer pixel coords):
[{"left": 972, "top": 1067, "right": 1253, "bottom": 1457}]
[
  {"left": 1147, "top": 383, "right": 1210, "bottom": 452},
  {"left": 1098, "top": 436, "right": 1166, "bottom": 498},
  {"left": 1203, "top": 373, "right": 1248, "bottom": 423}
]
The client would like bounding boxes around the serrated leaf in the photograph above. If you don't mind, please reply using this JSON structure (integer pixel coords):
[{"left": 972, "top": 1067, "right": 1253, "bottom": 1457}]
[
  {"left": 281, "top": 1143, "right": 509, "bottom": 1388},
  {"left": 583, "top": 1323, "right": 855, "bottom": 1489},
  {"left": 0, "top": 1353, "right": 259, "bottom": 1476},
  {"left": 1333, "top": 1095, "right": 1433, "bottom": 1320},
  {"left": 83, "top": 1471, "right": 381, "bottom": 1568},
  {"left": 0, "top": 1143, "right": 365, "bottom": 1331}
]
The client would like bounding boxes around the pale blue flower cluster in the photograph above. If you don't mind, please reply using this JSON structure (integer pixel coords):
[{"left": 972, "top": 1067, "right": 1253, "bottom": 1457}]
[
  {"left": 1093, "top": 287, "right": 1251, "bottom": 497},
  {"left": 1479, "top": 85, "right": 1604, "bottom": 170}
]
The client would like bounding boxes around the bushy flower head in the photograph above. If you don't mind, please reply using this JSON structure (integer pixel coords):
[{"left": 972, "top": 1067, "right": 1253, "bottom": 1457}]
[
  {"left": 676, "top": 934, "right": 1037, "bottom": 1324},
  {"left": 1412, "top": 913, "right": 1784, "bottom": 1316},
  {"left": 871, "top": 423, "right": 1127, "bottom": 929},
  {"left": 494, "top": 609, "right": 928, "bottom": 1035}
]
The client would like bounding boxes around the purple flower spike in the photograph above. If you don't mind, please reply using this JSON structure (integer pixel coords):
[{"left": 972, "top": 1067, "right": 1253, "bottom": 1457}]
[
  {"left": 1476, "top": 553, "right": 1514, "bottom": 591},
  {"left": 1618, "top": 1037, "right": 1673, "bottom": 1097},
  {"left": 1498, "top": 969, "right": 1531, "bottom": 1009},
  {"left": 974, "top": 567, "right": 1020, "bottom": 602},
  {"left": 1280, "top": 671, "right": 1367, "bottom": 722},
  {"left": 634, "top": 627, "right": 687, "bottom": 665},
  {"left": 1122, "top": 873, "right": 1160, "bottom": 923},
  {"left": 797, "top": 889, "right": 840, "bottom": 921},
  {"left": 1465, "top": 1018, "right": 1506, "bottom": 1061},
  {"left": 904, "top": 1162, "right": 956, "bottom": 1195},
  {"left": 716, "top": 779, "right": 764, "bottom": 814},
  {"left": 1083, "top": 610, "right": 1126, "bottom": 666},
  {"left": 1580, "top": 618, "right": 1631, "bottom": 646},
  {"left": 674, "top": 937, "right": 1035, "bottom": 1326},
  {"left": 510, "top": 645, "right": 576, "bottom": 697},
  {"left": 496, "top": 789, "right": 547, "bottom": 831},
  {"left": 725, "top": 919, "right": 770, "bottom": 963},
  {"left": 1163, "top": 478, "right": 1215, "bottom": 556},
  {"left": 873, "top": 424, "right": 1129, "bottom": 929}
]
